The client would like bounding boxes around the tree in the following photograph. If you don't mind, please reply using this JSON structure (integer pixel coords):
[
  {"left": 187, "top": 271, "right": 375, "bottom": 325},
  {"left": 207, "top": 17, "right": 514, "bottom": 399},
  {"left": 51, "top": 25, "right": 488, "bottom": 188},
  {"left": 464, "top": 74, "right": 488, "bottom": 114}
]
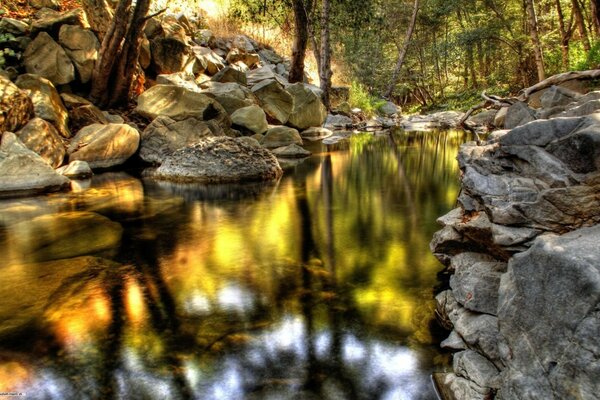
[
  {"left": 289, "top": 0, "right": 312, "bottom": 83},
  {"left": 319, "top": 0, "right": 332, "bottom": 109},
  {"left": 89, "top": 0, "right": 152, "bottom": 108},
  {"left": 524, "top": 0, "right": 545, "bottom": 81},
  {"left": 384, "top": 0, "right": 419, "bottom": 99}
]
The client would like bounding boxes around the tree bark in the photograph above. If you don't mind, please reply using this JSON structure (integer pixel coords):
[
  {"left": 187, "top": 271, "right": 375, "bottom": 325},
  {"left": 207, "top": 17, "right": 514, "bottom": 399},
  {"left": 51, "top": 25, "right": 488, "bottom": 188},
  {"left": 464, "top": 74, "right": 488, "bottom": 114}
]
[
  {"left": 319, "top": 0, "right": 332, "bottom": 110},
  {"left": 556, "top": 0, "right": 572, "bottom": 70},
  {"left": 592, "top": 0, "right": 600, "bottom": 35},
  {"left": 524, "top": 0, "right": 546, "bottom": 81},
  {"left": 89, "top": 0, "right": 151, "bottom": 108},
  {"left": 384, "top": 0, "right": 419, "bottom": 99},
  {"left": 289, "top": 0, "right": 310, "bottom": 83},
  {"left": 573, "top": 0, "right": 591, "bottom": 51}
]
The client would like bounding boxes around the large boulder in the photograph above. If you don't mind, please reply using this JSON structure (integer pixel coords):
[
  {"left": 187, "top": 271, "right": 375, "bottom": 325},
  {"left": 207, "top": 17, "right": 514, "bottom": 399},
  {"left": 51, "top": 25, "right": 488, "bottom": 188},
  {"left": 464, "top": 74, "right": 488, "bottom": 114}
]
[
  {"left": 201, "top": 81, "right": 256, "bottom": 115},
  {"left": 0, "top": 132, "right": 69, "bottom": 197},
  {"left": 153, "top": 136, "right": 282, "bottom": 183},
  {"left": 135, "top": 84, "right": 231, "bottom": 131},
  {"left": 30, "top": 8, "right": 89, "bottom": 35},
  {"left": 58, "top": 24, "right": 99, "bottom": 84},
  {"left": 191, "top": 46, "right": 225, "bottom": 76},
  {"left": 140, "top": 115, "right": 224, "bottom": 165},
  {"left": 231, "top": 105, "right": 268, "bottom": 135},
  {"left": 151, "top": 37, "right": 190, "bottom": 75},
  {"left": 251, "top": 79, "right": 293, "bottom": 124},
  {"left": 16, "top": 117, "right": 65, "bottom": 168},
  {"left": 286, "top": 83, "right": 327, "bottom": 130},
  {"left": 0, "top": 75, "right": 34, "bottom": 133},
  {"left": 23, "top": 32, "right": 75, "bottom": 85},
  {"left": 498, "top": 225, "right": 600, "bottom": 399},
  {"left": 15, "top": 74, "right": 70, "bottom": 138},
  {"left": 539, "top": 85, "right": 581, "bottom": 109},
  {"left": 68, "top": 104, "right": 109, "bottom": 133},
  {"left": 261, "top": 126, "right": 302, "bottom": 148},
  {"left": 503, "top": 101, "right": 536, "bottom": 129},
  {"left": 226, "top": 48, "right": 260, "bottom": 69},
  {"left": 67, "top": 123, "right": 140, "bottom": 169},
  {"left": 247, "top": 66, "right": 277, "bottom": 86},
  {"left": 211, "top": 66, "right": 248, "bottom": 85}
]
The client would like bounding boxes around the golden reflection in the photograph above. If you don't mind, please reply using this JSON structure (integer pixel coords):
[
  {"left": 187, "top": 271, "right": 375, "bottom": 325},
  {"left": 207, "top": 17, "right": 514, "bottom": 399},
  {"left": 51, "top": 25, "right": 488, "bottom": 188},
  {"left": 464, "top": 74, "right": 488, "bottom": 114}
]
[
  {"left": 125, "top": 277, "right": 147, "bottom": 326},
  {"left": 0, "top": 361, "right": 30, "bottom": 391}
]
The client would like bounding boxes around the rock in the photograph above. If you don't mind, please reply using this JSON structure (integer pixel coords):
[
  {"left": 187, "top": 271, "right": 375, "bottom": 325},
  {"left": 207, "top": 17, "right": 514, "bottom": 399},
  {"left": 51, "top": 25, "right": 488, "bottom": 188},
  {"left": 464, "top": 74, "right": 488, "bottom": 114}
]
[
  {"left": 140, "top": 115, "right": 224, "bottom": 165},
  {"left": 467, "top": 109, "right": 496, "bottom": 127},
  {"left": 231, "top": 105, "right": 268, "bottom": 135},
  {"left": 139, "top": 35, "right": 151, "bottom": 69},
  {"left": 156, "top": 72, "right": 200, "bottom": 92},
  {"left": 450, "top": 261, "right": 505, "bottom": 315},
  {"left": 58, "top": 25, "right": 99, "bottom": 84},
  {"left": 324, "top": 114, "right": 353, "bottom": 130},
  {"left": 301, "top": 127, "right": 332, "bottom": 139},
  {"left": 201, "top": 81, "right": 256, "bottom": 114},
  {"left": 271, "top": 143, "right": 311, "bottom": 158},
  {"left": 31, "top": 8, "right": 89, "bottom": 35},
  {"left": 211, "top": 66, "right": 248, "bottom": 85},
  {"left": 23, "top": 32, "right": 75, "bottom": 85},
  {"left": 259, "top": 49, "right": 283, "bottom": 64},
  {"left": 498, "top": 225, "right": 600, "bottom": 400},
  {"left": 226, "top": 48, "right": 260, "bottom": 68},
  {"left": 556, "top": 99, "right": 600, "bottom": 118},
  {"left": 251, "top": 79, "right": 293, "bottom": 124},
  {"left": 540, "top": 85, "right": 581, "bottom": 109},
  {"left": 286, "top": 83, "right": 327, "bottom": 130},
  {"left": 231, "top": 35, "right": 255, "bottom": 52},
  {"left": 246, "top": 66, "right": 277, "bottom": 86},
  {"left": 494, "top": 107, "right": 508, "bottom": 128},
  {"left": 68, "top": 104, "right": 109, "bottom": 132},
  {"left": 440, "top": 373, "right": 489, "bottom": 400},
  {"left": 378, "top": 101, "right": 399, "bottom": 116},
  {"left": 453, "top": 309, "right": 501, "bottom": 365},
  {"left": 0, "top": 75, "right": 34, "bottom": 133},
  {"left": 68, "top": 123, "right": 140, "bottom": 169},
  {"left": 153, "top": 136, "right": 282, "bottom": 183},
  {"left": 453, "top": 350, "right": 500, "bottom": 389},
  {"left": 151, "top": 37, "right": 190, "bottom": 74},
  {"left": 441, "top": 330, "right": 468, "bottom": 350},
  {"left": 15, "top": 73, "right": 70, "bottom": 138},
  {"left": 0, "top": 132, "right": 69, "bottom": 197},
  {"left": 28, "top": 0, "right": 60, "bottom": 9},
  {"left": 57, "top": 160, "right": 92, "bottom": 179},
  {"left": 503, "top": 101, "right": 536, "bottom": 129},
  {"left": 191, "top": 46, "right": 225, "bottom": 75},
  {"left": 0, "top": 18, "right": 29, "bottom": 35},
  {"left": 59, "top": 92, "right": 92, "bottom": 109},
  {"left": 135, "top": 85, "right": 231, "bottom": 132},
  {"left": 261, "top": 126, "right": 302, "bottom": 149},
  {"left": 195, "top": 29, "right": 215, "bottom": 47},
  {"left": 16, "top": 117, "right": 65, "bottom": 168}
]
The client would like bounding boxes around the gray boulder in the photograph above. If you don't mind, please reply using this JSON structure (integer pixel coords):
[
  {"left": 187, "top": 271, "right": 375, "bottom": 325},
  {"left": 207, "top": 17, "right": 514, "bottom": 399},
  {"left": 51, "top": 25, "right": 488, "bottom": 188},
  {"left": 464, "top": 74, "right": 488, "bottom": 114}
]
[
  {"left": 151, "top": 37, "right": 190, "bottom": 75},
  {"left": 68, "top": 123, "right": 140, "bottom": 169},
  {"left": 15, "top": 73, "right": 70, "bottom": 138},
  {"left": 378, "top": 101, "right": 399, "bottom": 116},
  {"left": 140, "top": 115, "right": 224, "bottom": 165},
  {"left": 504, "top": 101, "right": 536, "bottom": 129},
  {"left": 540, "top": 85, "right": 581, "bottom": 109},
  {"left": 271, "top": 143, "right": 311, "bottom": 158},
  {"left": 498, "top": 225, "right": 600, "bottom": 400},
  {"left": 0, "top": 132, "right": 69, "bottom": 197},
  {"left": 135, "top": 85, "right": 231, "bottom": 132},
  {"left": 58, "top": 25, "right": 99, "bottom": 84},
  {"left": 211, "top": 66, "right": 248, "bottom": 85},
  {"left": 251, "top": 79, "right": 293, "bottom": 124},
  {"left": 153, "top": 136, "right": 282, "bottom": 183},
  {"left": 23, "top": 32, "right": 75, "bottom": 85},
  {"left": 450, "top": 260, "right": 505, "bottom": 315},
  {"left": 247, "top": 66, "right": 277, "bottom": 86},
  {"left": 16, "top": 117, "right": 65, "bottom": 168},
  {"left": 156, "top": 72, "right": 200, "bottom": 92},
  {"left": 324, "top": 114, "right": 353, "bottom": 130},
  {"left": 261, "top": 126, "right": 302, "bottom": 148},
  {"left": 286, "top": 83, "right": 327, "bottom": 130},
  {"left": 0, "top": 75, "right": 34, "bottom": 133},
  {"left": 231, "top": 105, "right": 268, "bottom": 135},
  {"left": 301, "top": 127, "right": 332, "bottom": 139},
  {"left": 201, "top": 81, "right": 256, "bottom": 114}
]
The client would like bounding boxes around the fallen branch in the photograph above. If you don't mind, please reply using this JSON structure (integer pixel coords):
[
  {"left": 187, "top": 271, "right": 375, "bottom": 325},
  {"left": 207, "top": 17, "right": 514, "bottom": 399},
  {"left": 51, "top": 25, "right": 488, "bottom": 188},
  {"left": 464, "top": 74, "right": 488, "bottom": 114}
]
[{"left": 518, "top": 69, "right": 600, "bottom": 101}]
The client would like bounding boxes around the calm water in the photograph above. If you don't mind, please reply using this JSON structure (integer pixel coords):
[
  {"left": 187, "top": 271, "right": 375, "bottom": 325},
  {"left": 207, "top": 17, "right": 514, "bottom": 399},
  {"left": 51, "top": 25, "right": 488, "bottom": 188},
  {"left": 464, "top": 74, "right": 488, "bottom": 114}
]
[{"left": 0, "top": 129, "right": 468, "bottom": 400}]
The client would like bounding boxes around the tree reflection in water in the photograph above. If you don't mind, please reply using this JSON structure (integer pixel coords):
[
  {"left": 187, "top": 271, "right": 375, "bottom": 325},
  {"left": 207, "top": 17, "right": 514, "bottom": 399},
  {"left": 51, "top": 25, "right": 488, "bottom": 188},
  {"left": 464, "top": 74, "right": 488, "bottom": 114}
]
[{"left": 0, "top": 130, "right": 469, "bottom": 399}]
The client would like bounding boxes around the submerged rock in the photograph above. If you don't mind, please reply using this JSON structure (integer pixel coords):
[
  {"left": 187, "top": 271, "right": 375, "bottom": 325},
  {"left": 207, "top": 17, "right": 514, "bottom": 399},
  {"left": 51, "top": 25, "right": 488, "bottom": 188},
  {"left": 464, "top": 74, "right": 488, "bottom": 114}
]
[
  {"left": 271, "top": 143, "right": 311, "bottom": 158},
  {"left": 154, "top": 136, "right": 282, "bottom": 183}
]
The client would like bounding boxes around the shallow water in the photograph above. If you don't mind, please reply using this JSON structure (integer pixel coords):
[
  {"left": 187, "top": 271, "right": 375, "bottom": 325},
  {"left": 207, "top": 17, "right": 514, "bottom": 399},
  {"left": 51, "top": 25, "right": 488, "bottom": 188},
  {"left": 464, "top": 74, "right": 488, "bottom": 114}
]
[{"left": 0, "top": 129, "right": 468, "bottom": 400}]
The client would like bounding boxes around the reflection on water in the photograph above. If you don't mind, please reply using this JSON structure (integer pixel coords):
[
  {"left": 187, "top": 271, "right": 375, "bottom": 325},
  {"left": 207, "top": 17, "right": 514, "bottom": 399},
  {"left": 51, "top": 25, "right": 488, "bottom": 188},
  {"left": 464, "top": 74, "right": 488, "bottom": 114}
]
[{"left": 0, "top": 129, "right": 468, "bottom": 399}]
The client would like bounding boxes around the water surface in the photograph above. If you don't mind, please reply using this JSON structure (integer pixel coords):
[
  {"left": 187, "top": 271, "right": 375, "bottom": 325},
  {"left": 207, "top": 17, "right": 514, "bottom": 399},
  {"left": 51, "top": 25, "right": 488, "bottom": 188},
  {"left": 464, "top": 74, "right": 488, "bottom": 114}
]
[{"left": 0, "top": 129, "right": 468, "bottom": 399}]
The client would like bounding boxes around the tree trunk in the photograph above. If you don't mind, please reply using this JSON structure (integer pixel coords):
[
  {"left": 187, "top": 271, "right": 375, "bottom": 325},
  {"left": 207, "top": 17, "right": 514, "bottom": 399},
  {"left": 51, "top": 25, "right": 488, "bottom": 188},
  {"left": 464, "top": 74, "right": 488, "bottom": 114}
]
[
  {"left": 80, "top": 0, "right": 114, "bottom": 41},
  {"left": 384, "top": 0, "right": 419, "bottom": 99},
  {"left": 524, "top": 0, "right": 546, "bottom": 81},
  {"left": 319, "top": 0, "right": 332, "bottom": 110},
  {"left": 592, "top": 0, "right": 600, "bottom": 35},
  {"left": 89, "top": 0, "right": 151, "bottom": 108},
  {"left": 556, "top": 0, "right": 572, "bottom": 70},
  {"left": 289, "top": 0, "right": 310, "bottom": 83},
  {"left": 573, "top": 0, "right": 592, "bottom": 51}
]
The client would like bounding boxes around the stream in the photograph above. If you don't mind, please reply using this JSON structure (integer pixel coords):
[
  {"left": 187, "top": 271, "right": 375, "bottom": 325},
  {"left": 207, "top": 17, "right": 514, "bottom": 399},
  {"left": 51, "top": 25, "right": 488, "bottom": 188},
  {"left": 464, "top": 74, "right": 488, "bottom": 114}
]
[{"left": 0, "top": 129, "right": 470, "bottom": 399}]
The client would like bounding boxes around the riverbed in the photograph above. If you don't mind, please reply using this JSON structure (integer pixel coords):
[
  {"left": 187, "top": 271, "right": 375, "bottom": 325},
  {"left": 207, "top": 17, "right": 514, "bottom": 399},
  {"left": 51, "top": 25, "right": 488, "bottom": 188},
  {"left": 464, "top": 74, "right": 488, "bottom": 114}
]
[{"left": 0, "top": 129, "right": 469, "bottom": 399}]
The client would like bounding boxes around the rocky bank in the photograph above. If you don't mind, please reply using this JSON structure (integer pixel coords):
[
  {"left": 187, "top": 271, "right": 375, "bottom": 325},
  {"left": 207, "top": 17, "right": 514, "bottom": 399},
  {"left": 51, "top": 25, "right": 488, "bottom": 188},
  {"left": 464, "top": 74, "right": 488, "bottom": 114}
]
[{"left": 431, "top": 87, "right": 600, "bottom": 399}]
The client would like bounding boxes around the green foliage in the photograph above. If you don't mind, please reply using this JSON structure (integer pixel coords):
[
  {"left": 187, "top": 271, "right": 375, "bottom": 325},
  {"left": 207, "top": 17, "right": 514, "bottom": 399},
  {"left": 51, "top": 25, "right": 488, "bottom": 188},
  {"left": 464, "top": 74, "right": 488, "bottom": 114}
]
[
  {"left": 574, "top": 41, "right": 600, "bottom": 70},
  {"left": 0, "top": 32, "right": 19, "bottom": 69},
  {"left": 348, "top": 81, "right": 386, "bottom": 116}
]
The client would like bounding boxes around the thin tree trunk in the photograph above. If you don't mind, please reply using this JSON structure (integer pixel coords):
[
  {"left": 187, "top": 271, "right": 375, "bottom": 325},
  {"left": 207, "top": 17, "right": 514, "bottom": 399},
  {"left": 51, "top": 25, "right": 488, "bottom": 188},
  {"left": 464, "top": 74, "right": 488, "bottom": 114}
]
[
  {"left": 573, "top": 0, "right": 592, "bottom": 51},
  {"left": 384, "top": 0, "right": 419, "bottom": 99},
  {"left": 319, "top": 0, "right": 332, "bottom": 110},
  {"left": 592, "top": 0, "right": 600, "bottom": 35},
  {"left": 556, "top": 0, "right": 572, "bottom": 70},
  {"left": 289, "top": 0, "right": 310, "bottom": 83},
  {"left": 524, "top": 0, "right": 546, "bottom": 81}
]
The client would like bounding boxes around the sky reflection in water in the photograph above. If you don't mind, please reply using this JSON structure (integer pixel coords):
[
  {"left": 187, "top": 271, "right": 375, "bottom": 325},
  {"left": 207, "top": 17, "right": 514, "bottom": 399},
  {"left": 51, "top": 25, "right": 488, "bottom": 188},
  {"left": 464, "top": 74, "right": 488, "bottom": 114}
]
[{"left": 0, "top": 130, "right": 468, "bottom": 399}]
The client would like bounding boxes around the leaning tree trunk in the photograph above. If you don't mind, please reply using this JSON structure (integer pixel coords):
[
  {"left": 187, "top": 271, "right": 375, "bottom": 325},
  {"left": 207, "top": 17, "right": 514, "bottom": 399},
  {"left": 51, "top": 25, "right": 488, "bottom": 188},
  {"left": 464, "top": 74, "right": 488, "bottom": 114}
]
[
  {"left": 573, "top": 0, "right": 591, "bottom": 52},
  {"left": 524, "top": 0, "right": 546, "bottom": 82},
  {"left": 384, "top": 0, "right": 419, "bottom": 99},
  {"left": 319, "top": 0, "right": 332, "bottom": 110},
  {"left": 556, "top": 0, "right": 572, "bottom": 70},
  {"left": 289, "top": 0, "right": 310, "bottom": 83},
  {"left": 89, "top": 0, "right": 151, "bottom": 108}
]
